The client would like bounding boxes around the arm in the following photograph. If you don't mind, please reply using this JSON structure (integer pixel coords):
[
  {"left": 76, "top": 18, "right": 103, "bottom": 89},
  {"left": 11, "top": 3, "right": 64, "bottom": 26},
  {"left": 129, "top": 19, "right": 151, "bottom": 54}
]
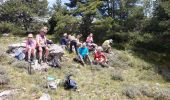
[
  {"left": 101, "top": 53, "right": 106, "bottom": 62},
  {"left": 36, "top": 35, "right": 40, "bottom": 46}
]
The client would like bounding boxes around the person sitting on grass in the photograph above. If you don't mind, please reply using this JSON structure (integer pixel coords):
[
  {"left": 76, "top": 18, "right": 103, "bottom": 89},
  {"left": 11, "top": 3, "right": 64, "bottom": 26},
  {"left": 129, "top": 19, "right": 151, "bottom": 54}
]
[
  {"left": 102, "top": 39, "right": 113, "bottom": 53},
  {"left": 25, "top": 33, "right": 36, "bottom": 63},
  {"left": 93, "top": 46, "right": 108, "bottom": 67},
  {"left": 73, "top": 43, "right": 91, "bottom": 65},
  {"left": 36, "top": 27, "right": 49, "bottom": 64}
]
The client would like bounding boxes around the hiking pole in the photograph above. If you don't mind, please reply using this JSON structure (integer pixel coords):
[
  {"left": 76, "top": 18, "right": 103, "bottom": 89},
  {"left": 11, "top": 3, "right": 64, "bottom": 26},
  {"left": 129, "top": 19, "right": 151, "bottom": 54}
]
[{"left": 28, "top": 61, "right": 32, "bottom": 75}]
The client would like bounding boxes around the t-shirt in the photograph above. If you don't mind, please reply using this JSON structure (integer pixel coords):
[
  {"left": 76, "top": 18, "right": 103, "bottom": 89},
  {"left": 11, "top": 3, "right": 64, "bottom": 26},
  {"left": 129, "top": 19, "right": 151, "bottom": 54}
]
[
  {"left": 36, "top": 34, "right": 47, "bottom": 47},
  {"left": 86, "top": 36, "right": 93, "bottom": 43},
  {"left": 60, "top": 36, "right": 68, "bottom": 45},
  {"left": 26, "top": 39, "right": 36, "bottom": 49},
  {"left": 102, "top": 40, "right": 110, "bottom": 47},
  {"left": 78, "top": 47, "right": 89, "bottom": 58},
  {"left": 94, "top": 51, "right": 106, "bottom": 63}
]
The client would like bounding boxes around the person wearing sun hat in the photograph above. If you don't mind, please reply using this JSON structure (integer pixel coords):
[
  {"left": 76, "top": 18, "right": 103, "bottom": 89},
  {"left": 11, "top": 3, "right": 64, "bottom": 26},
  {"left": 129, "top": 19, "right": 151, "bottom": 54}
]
[
  {"left": 36, "top": 27, "right": 49, "bottom": 64},
  {"left": 26, "top": 33, "right": 36, "bottom": 62}
]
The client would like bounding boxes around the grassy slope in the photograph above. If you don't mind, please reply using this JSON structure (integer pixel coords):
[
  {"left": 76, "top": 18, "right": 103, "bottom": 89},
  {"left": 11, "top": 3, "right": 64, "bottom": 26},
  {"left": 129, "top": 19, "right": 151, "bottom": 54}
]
[{"left": 0, "top": 36, "right": 170, "bottom": 100}]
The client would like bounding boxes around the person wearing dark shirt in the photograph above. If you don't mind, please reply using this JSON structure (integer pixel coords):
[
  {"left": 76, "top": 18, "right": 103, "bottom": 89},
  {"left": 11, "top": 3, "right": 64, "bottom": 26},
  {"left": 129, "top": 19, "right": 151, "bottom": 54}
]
[{"left": 60, "top": 33, "right": 68, "bottom": 49}]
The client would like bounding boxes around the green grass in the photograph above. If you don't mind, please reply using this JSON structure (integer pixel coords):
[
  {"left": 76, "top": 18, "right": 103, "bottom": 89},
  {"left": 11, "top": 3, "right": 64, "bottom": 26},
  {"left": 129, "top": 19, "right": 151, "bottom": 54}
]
[{"left": 0, "top": 36, "right": 170, "bottom": 100}]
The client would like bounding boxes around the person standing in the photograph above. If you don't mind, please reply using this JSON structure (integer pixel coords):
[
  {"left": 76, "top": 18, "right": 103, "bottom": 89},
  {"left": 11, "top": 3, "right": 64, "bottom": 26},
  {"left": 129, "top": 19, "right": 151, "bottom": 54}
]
[
  {"left": 60, "top": 33, "right": 69, "bottom": 49},
  {"left": 68, "top": 34, "right": 78, "bottom": 54}
]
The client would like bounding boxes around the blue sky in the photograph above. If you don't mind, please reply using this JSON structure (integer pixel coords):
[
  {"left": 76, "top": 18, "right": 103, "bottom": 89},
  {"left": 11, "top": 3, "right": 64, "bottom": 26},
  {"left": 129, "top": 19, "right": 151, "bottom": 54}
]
[{"left": 48, "top": 0, "right": 68, "bottom": 7}]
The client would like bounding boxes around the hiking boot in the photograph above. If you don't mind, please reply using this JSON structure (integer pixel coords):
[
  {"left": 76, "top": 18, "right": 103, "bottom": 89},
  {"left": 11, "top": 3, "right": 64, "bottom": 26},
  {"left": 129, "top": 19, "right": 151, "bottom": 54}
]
[
  {"left": 38, "top": 59, "right": 42, "bottom": 65},
  {"left": 44, "top": 58, "right": 47, "bottom": 63},
  {"left": 28, "top": 59, "right": 31, "bottom": 63}
]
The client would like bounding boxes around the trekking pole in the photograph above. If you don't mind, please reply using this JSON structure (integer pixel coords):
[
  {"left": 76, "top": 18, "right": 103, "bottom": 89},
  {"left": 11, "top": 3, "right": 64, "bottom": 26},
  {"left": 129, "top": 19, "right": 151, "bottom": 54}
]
[
  {"left": 28, "top": 61, "right": 32, "bottom": 75},
  {"left": 78, "top": 54, "right": 85, "bottom": 65}
]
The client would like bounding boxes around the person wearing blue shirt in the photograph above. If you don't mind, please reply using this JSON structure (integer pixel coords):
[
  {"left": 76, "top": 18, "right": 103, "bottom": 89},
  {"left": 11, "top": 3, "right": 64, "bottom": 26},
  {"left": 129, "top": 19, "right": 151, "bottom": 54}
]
[
  {"left": 77, "top": 43, "right": 91, "bottom": 65},
  {"left": 78, "top": 43, "right": 89, "bottom": 58}
]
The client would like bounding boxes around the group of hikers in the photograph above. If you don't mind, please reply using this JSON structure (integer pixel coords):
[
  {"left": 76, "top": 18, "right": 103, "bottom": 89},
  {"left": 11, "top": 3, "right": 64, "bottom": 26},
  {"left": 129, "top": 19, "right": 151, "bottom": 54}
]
[
  {"left": 25, "top": 26, "right": 113, "bottom": 67},
  {"left": 60, "top": 32, "right": 113, "bottom": 67}
]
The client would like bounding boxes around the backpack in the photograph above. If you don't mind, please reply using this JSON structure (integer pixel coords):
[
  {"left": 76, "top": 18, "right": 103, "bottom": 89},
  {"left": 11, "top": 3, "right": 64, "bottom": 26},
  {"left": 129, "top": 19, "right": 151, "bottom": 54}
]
[
  {"left": 14, "top": 48, "right": 25, "bottom": 60},
  {"left": 64, "top": 75, "right": 77, "bottom": 90}
]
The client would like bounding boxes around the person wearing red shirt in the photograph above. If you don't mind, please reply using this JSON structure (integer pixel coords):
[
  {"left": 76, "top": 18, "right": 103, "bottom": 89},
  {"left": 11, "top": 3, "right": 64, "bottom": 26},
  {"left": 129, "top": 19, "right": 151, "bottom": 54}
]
[{"left": 93, "top": 47, "right": 108, "bottom": 67}]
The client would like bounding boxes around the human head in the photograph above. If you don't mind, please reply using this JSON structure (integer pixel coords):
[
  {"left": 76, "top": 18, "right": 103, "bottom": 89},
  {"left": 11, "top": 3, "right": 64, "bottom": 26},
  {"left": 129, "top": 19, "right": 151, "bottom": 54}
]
[
  {"left": 39, "top": 28, "right": 46, "bottom": 36},
  {"left": 43, "top": 26, "right": 48, "bottom": 33},
  {"left": 63, "top": 33, "right": 67, "bottom": 37},
  {"left": 97, "top": 46, "right": 103, "bottom": 53},
  {"left": 89, "top": 33, "right": 93, "bottom": 37},
  {"left": 82, "top": 43, "right": 86, "bottom": 47},
  {"left": 28, "top": 33, "right": 33, "bottom": 40},
  {"left": 109, "top": 39, "right": 113, "bottom": 43},
  {"left": 77, "top": 34, "right": 82, "bottom": 38}
]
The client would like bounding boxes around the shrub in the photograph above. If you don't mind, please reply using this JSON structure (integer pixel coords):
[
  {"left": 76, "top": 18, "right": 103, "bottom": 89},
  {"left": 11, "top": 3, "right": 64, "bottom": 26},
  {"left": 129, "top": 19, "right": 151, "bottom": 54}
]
[
  {"left": 122, "top": 85, "right": 142, "bottom": 99},
  {"left": 123, "top": 84, "right": 170, "bottom": 99},
  {"left": 0, "top": 75, "right": 10, "bottom": 85},
  {"left": 0, "top": 65, "right": 10, "bottom": 85},
  {"left": 0, "top": 22, "right": 14, "bottom": 34},
  {"left": 0, "top": 48, "right": 16, "bottom": 64},
  {"left": 11, "top": 60, "right": 30, "bottom": 69},
  {"left": 111, "top": 69, "right": 124, "bottom": 81}
]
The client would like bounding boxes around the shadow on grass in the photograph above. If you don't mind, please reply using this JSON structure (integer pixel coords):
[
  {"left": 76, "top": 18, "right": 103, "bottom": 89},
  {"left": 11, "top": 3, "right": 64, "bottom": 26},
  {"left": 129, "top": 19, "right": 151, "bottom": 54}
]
[{"left": 132, "top": 39, "right": 170, "bottom": 81}]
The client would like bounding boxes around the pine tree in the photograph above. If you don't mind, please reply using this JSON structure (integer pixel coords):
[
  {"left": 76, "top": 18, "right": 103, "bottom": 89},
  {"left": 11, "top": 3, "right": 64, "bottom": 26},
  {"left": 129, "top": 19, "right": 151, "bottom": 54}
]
[{"left": 0, "top": 0, "right": 48, "bottom": 32}]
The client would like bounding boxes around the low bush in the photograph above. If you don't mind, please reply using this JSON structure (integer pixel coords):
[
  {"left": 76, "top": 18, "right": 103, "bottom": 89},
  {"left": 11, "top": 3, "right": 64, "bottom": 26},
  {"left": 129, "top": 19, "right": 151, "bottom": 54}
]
[
  {"left": 122, "top": 85, "right": 142, "bottom": 98},
  {"left": 11, "top": 60, "right": 30, "bottom": 69},
  {"left": 111, "top": 69, "right": 124, "bottom": 81},
  {"left": 123, "top": 84, "right": 170, "bottom": 99}
]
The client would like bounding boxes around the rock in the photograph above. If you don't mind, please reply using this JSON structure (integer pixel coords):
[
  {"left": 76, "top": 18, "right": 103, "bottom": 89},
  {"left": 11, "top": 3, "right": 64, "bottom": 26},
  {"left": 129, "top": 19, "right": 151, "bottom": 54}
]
[
  {"left": 48, "top": 81, "right": 57, "bottom": 89},
  {"left": 32, "top": 62, "right": 50, "bottom": 71},
  {"left": 49, "top": 44, "right": 64, "bottom": 54},
  {"left": 39, "top": 93, "right": 51, "bottom": 100},
  {"left": 8, "top": 43, "right": 26, "bottom": 50},
  {"left": 2, "top": 33, "right": 9, "bottom": 37},
  {"left": 0, "top": 89, "right": 20, "bottom": 99}
]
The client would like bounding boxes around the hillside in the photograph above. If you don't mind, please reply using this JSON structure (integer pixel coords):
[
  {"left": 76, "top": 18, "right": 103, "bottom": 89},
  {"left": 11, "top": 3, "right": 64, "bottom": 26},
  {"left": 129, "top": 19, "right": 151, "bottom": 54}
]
[{"left": 0, "top": 36, "right": 170, "bottom": 100}]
